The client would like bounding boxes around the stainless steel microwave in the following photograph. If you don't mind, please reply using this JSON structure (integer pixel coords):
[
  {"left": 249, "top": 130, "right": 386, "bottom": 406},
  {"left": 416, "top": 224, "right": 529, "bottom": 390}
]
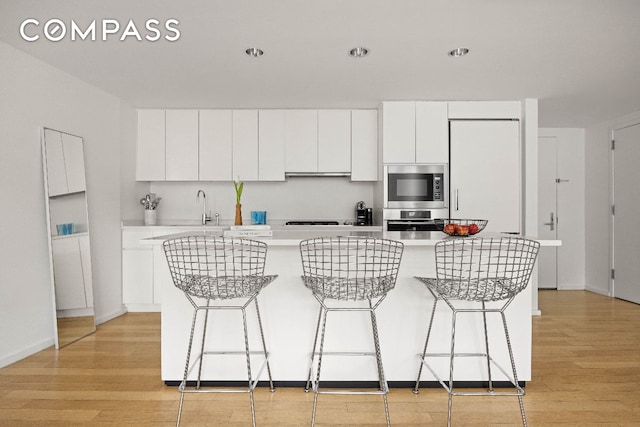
[{"left": 384, "top": 164, "right": 448, "bottom": 209}]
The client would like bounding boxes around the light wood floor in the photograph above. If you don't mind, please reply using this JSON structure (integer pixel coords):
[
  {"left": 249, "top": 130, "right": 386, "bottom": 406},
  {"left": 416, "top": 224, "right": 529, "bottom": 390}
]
[{"left": 1, "top": 290, "right": 639, "bottom": 426}]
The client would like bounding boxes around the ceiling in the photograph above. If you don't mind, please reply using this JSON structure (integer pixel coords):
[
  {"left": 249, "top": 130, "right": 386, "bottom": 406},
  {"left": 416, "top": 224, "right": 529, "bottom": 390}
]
[{"left": 2, "top": 0, "right": 640, "bottom": 128}]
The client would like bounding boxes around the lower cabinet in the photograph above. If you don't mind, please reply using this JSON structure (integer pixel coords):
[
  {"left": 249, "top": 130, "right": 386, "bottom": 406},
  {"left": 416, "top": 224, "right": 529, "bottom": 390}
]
[
  {"left": 122, "top": 229, "right": 156, "bottom": 311},
  {"left": 122, "top": 227, "right": 189, "bottom": 311},
  {"left": 122, "top": 249, "right": 154, "bottom": 306}
]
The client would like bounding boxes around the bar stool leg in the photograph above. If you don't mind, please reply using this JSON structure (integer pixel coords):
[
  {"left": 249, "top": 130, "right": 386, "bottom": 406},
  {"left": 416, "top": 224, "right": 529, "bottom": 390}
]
[
  {"left": 481, "top": 303, "right": 495, "bottom": 393},
  {"left": 414, "top": 298, "right": 439, "bottom": 394},
  {"left": 254, "top": 297, "right": 275, "bottom": 392},
  {"left": 305, "top": 304, "right": 324, "bottom": 392},
  {"left": 447, "top": 310, "right": 458, "bottom": 427},
  {"left": 369, "top": 307, "right": 390, "bottom": 426},
  {"left": 501, "top": 312, "right": 527, "bottom": 426},
  {"left": 196, "top": 305, "right": 211, "bottom": 390},
  {"left": 311, "top": 306, "right": 329, "bottom": 427},
  {"left": 177, "top": 308, "right": 199, "bottom": 426},
  {"left": 240, "top": 307, "right": 257, "bottom": 427}
]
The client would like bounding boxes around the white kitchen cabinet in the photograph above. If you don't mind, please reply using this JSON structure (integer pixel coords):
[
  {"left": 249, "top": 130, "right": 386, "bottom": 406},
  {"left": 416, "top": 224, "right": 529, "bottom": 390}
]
[
  {"left": 258, "top": 110, "right": 286, "bottom": 181},
  {"left": 381, "top": 101, "right": 448, "bottom": 164},
  {"left": 44, "top": 129, "right": 86, "bottom": 196},
  {"left": 153, "top": 246, "right": 171, "bottom": 304},
  {"left": 285, "top": 110, "right": 318, "bottom": 172},
  {"left": 166, "top": 109, "right": 199, "bottom": 181},
  {"left": 416, "top": 101, "right": 448, "bottom": 164},
  {"left": 122, "top": 229, "right": 155, "bottom": 310},
  {"left": 52, "top": 235, "right": 89, "bottom": 310},
  {"left": 233, "top": 110, "right": 259, "bottom": 181},
  {"left": 136, "top": 109, "right": 166, "bottom": 181},
  {"left": 381, "top": 102, "right": 415, "bottom": 164},
  {"left": 318, "top": 109, "right": 351, "bottom": 173},
  {"left": 122, "top": 249, "right": 153, "bottom": 305},
  {"left": 199, "top": 109, "right": 232, "bottom": 181},
  {"left": 449, "top": 120, "right": 521, "bottom": 233},
  {"left": 350, "top": 109, "right": 378, "bottom": 181},
  {"left": 448, "top": 101, "right": 521, "bottom": 119}
]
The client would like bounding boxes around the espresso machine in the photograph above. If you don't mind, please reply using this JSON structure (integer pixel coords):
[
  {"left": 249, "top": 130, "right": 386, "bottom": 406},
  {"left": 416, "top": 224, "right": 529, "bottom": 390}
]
[{"left": 355, "top": 201, "right": 373, "bottom": 226}]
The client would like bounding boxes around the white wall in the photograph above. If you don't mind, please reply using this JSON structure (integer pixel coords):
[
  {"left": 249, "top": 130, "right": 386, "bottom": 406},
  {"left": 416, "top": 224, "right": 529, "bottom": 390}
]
[
  {"left": 0, "top": 41, "right": 125, "bottom": 367},
  {"left": 585, "top": 111, "right": 640, "bottom": 296},
  {"left": 539, "top": 128, "right": 586, "bottom": 289},
  {"left": 146, "top": 179, "right": 375, "bottom": 224}
]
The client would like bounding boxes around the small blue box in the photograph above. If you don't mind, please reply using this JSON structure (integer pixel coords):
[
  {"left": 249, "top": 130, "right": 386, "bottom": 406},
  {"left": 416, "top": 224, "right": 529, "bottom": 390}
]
[
  {"left": 56, "top": 223, "right": 74, "bottom": 235},
  {"left": 250, "top": 211, "right": 267, "bottom": 225}
]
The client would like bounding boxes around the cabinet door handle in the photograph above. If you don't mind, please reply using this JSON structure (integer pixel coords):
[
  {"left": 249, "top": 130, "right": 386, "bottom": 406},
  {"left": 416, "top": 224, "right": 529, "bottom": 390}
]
[
  {"left": 543, "top": 212, "right": 555, "bottom": 231},
  {"left": 455, "top": 189, "right": 459, "bottom": 211}
]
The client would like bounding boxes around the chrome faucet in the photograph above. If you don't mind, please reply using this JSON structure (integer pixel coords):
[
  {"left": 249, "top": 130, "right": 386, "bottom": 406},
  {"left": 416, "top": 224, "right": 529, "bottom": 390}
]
[{"left": 196, "top": 190, "right": 211, "bottom": 225}]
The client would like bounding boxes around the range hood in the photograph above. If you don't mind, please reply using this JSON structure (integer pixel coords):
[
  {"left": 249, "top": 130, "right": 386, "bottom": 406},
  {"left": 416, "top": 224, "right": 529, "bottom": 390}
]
[{"left": 285, "top": 172, "right": 351, "bottom": 178}]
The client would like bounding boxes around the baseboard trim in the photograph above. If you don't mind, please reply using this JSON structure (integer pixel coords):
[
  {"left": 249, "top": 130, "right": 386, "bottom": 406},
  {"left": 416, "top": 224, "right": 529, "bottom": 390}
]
[
  {"left": 123, "top": 303, "right": 161, "bottom": 313},
  {"left": 164, "top": 380, "right": 526, "bottom": 389},
  {"left": 95, "top": 306, "right": 128, "bottom": 325},
  {"left": 0, "top": 337, "right": 55, "bottom": 369},
  {"left": 585, "top": 286, "right": 611, "bottom": 297}
]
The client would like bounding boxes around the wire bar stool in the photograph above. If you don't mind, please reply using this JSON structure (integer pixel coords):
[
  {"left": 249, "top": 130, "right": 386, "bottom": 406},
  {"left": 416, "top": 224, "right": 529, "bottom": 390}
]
[
  {"left": 413, "top": 236, "right": 540, "bottom": 427},
  {"left": 163, "top": 236, "right": 278, "bottom": 427},
  {"left": 299, "top": 236, "right": 404, "bottom": 426}
]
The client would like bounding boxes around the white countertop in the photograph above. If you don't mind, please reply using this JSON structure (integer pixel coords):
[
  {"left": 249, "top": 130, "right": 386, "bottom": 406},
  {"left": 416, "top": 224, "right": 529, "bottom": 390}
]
[{"left": 140, "top": 229, "right": 561, "bottom": 247}]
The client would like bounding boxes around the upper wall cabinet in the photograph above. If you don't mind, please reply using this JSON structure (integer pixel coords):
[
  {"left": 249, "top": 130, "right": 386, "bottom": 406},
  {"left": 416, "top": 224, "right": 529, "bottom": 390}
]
[
  {"left": 166, "top": 109, "right": 199, "bottom": 181},
  {"left": 416, "top": 102, "right": 448, "bottom": 164},
  {"left": 258, "top": 110, "right": 286, "bottom": 181},
  {"left": 233, "top": 110, "right": 259, "bottom": 181},
  {"left": 284, "top": 109, "right": 353, "bottom": 174},
  {"left": 284, "top": 110, "right": 318, "bottom": 173},
  {"left": 318, "top": 109, "right": 351, "bottom": 173},
  {"left": 448, "top": 101, "right": 521, "bottom": 119},
  {"left": 381, "top": 102, "right": 414, "bottom": 164},
  {"left": 199, "top": 109, "right": 233, "bottom": 181},
  {"left": 381, "top": 101, "right": 448, "bottom": 164},
  {"left": 136, "top": 109, "right": 166, "bottom": 181},
  {"left": 351, "top": 110, "right": 378, "bottom": 181},
  {"left": 136, "top": 108, "right": 376, "bottom": 181}
]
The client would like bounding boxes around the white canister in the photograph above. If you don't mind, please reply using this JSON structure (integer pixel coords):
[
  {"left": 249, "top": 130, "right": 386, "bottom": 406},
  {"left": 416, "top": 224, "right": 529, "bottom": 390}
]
[{"left": 144, "top": 209, "right": 157, "bottom": 226}]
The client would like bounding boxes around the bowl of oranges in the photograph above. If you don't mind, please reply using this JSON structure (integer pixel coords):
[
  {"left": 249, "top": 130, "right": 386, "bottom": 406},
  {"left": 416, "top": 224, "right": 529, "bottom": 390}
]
[{"left": 435, "top": 219, "right": 488, "bottom": 237}]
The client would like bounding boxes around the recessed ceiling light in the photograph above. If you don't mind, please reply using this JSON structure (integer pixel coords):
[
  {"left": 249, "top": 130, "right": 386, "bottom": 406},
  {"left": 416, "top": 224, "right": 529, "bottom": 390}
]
[
  {"left": 349, "top": 46, "right": 369, "bottom": 58},
  {"left": 448, "top": 47, "right": 469, "bottom": 57},
  {"left": 245, "top": 48, "right": 264, "bottom": 58}
]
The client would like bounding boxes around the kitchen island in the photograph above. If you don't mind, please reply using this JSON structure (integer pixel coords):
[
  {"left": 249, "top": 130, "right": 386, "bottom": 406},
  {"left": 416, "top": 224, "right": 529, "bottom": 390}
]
[{"left": 142, "top": 230, "right": 560, "bottom": 385}]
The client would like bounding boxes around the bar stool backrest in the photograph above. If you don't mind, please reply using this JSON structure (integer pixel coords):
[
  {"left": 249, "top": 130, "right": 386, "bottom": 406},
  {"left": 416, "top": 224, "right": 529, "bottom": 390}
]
[
  {"left": 434, "top": 236, "right": 540, "bottom": 302},
  {"left": 300, "top": 236, "right": 404, "bottom": 301},
  {"left": 163, "top": 236, "right": 269, "bottom": 300}
]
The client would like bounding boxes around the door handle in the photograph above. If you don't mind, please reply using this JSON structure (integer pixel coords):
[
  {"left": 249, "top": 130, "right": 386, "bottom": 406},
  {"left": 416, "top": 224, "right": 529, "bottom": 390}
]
[
  {"left": 555, "top": 178, "right": 570, "bottom": 183},
  {"left": 455, "top": 189, "right": 459, "bottom": 211},
  {"left": 543, "top": 212, "right": 555, "bottom": 231}
]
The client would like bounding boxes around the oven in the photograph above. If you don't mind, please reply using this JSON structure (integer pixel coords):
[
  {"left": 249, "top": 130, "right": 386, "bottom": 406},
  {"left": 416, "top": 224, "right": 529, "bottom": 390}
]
[
  {"left": 384, "top": 164, "right": 447, "bottom": 209},
  {"left": 383, "top": 208, "right": 449, "bottom": 231}
]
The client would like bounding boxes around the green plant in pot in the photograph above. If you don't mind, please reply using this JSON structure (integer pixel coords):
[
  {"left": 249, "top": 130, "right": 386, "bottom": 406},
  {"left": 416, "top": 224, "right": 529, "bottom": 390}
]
[{"left": 233, "top": 177, "right": 244, "bottom": 225}]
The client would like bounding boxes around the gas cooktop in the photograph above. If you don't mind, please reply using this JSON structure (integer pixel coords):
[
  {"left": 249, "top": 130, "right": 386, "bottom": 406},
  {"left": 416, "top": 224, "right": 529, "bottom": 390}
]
[{"left": 285, "top": 220, "right": 341, "bottom": 226}]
